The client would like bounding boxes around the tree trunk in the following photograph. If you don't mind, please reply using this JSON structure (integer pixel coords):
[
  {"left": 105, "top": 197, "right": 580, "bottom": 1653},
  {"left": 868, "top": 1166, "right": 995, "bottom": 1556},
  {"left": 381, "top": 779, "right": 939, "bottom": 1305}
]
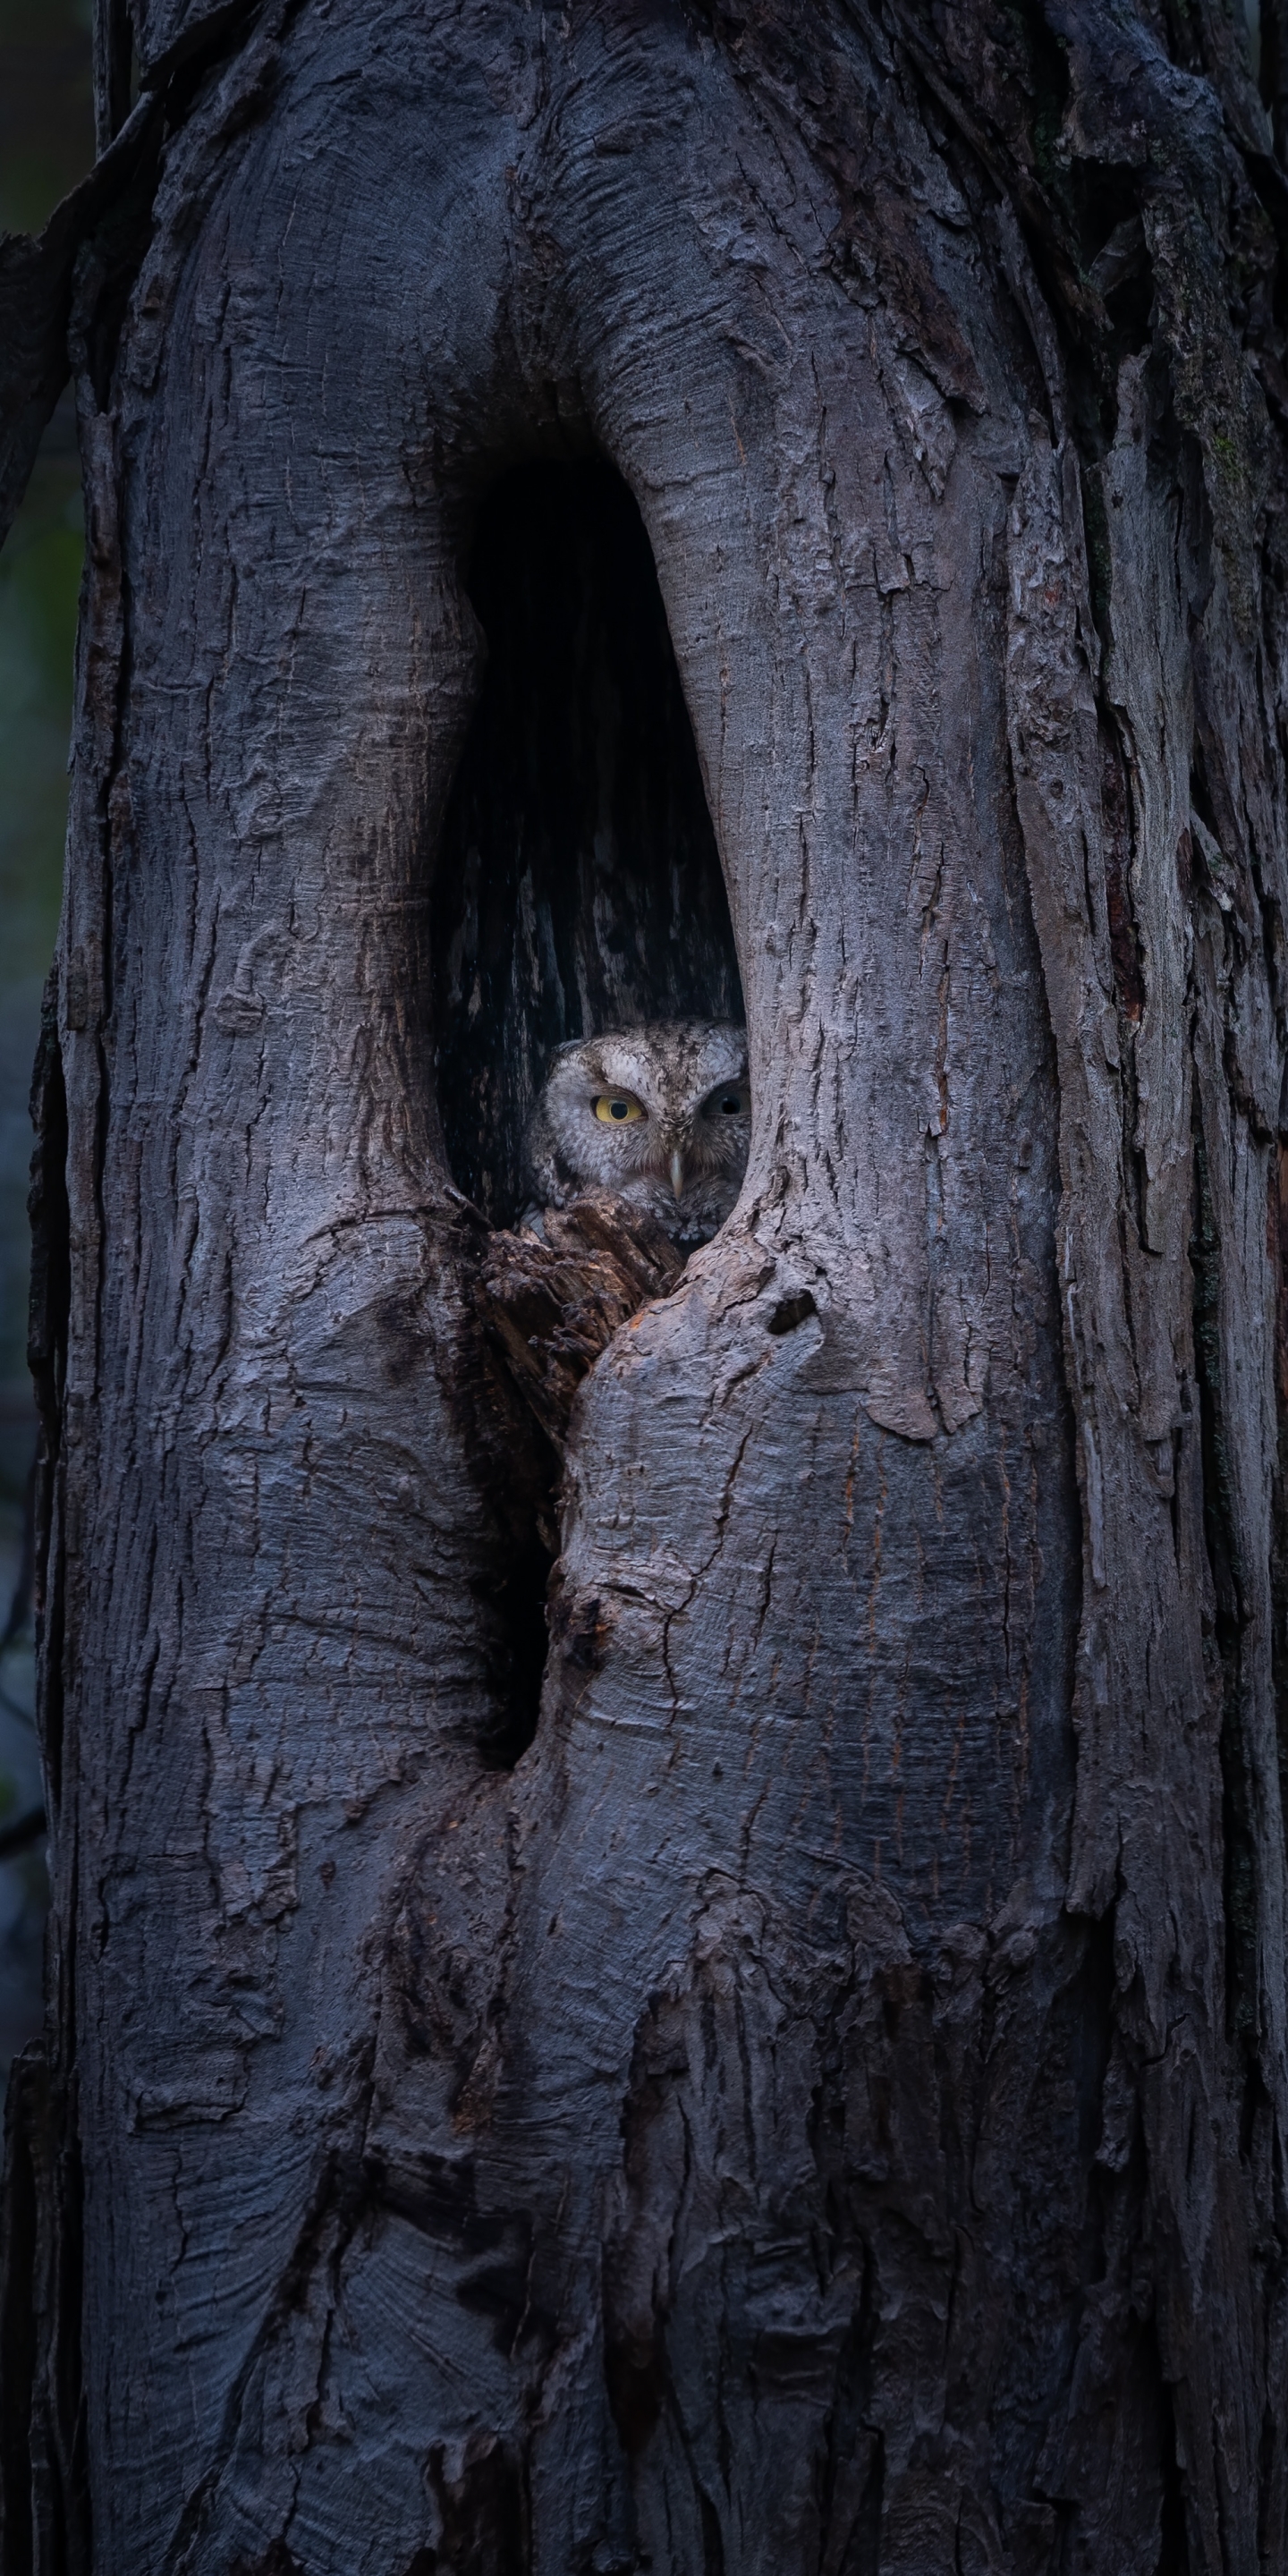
[{"left": 4, "top": 0, "right": 1288, "bottom": 2567}]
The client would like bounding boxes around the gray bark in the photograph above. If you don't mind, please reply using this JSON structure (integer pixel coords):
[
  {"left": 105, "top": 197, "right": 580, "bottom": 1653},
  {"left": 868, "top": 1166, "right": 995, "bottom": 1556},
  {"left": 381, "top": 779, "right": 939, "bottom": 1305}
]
[{"left": 4, "top": 1, "right": 1288, "bottom": 2569}]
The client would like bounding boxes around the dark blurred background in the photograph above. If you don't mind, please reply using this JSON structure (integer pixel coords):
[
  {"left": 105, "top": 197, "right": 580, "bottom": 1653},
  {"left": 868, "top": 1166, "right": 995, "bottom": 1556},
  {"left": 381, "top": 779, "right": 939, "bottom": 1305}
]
[{"left": 0, "top": 0, "right": 93, "bottom": 2089}]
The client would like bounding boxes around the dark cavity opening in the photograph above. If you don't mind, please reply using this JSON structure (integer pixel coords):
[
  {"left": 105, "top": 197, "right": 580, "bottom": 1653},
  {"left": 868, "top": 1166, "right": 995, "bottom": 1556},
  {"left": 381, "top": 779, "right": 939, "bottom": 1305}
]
[
  {"left": 433, "top": 459, "right": 740, "bottom": 1771},
  {"left": 433, "top": 458, "right": 742, "bottom": 1227}
]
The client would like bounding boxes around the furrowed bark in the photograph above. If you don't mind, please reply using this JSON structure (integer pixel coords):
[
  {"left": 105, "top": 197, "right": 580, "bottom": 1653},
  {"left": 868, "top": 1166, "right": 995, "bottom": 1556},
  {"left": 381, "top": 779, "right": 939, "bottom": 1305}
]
[{"left": 3, "top": 2, "right": 1288, "bottom": 2571}]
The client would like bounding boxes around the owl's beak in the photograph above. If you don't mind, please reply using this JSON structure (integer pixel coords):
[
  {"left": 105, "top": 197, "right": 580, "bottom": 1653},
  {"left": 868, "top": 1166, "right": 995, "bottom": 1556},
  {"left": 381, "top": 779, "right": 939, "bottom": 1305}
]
[{"left": 669, "top": 1148, "right": 686, "bottom": 1201}]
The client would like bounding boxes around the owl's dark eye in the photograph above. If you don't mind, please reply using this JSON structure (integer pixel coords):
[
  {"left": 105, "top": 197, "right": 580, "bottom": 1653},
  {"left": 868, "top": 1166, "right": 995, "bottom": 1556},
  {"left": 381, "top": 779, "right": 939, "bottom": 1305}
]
[{"left": 718, "top": 1092, "right": 743, "bottom": 1114}]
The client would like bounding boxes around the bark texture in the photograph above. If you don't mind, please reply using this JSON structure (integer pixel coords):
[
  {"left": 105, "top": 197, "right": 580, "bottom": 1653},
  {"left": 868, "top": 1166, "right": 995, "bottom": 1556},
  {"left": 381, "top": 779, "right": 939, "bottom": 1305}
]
[{"left": 4, "top": 1, "right": 1288, "bottom": 2570}]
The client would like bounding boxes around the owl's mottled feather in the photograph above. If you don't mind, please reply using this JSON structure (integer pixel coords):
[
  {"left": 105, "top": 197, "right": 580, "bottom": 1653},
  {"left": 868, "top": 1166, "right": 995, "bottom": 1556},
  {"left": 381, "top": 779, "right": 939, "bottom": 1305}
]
[{"left": 523, "top": 1020, "right": 750, "bottom": 1250}]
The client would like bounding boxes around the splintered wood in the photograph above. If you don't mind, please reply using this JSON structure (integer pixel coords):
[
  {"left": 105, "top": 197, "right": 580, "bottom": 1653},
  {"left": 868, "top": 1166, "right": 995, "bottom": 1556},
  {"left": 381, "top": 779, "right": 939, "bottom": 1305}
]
[{"left": 476, "top": 1192, "right": 682, "bottom": 1449}]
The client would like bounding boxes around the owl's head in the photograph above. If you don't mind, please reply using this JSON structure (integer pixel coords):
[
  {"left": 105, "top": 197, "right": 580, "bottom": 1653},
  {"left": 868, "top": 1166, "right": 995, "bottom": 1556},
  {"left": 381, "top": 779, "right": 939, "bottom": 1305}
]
[{"left": 523, "top": 1019, "right": 750, "bottom": 1248}]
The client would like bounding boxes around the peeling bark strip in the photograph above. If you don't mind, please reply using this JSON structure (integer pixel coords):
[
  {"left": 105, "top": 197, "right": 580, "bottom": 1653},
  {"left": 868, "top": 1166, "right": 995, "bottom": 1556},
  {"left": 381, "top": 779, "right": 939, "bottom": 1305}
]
[{"left": 4, "top": 0, "right": 1288, "bottom": 2569}]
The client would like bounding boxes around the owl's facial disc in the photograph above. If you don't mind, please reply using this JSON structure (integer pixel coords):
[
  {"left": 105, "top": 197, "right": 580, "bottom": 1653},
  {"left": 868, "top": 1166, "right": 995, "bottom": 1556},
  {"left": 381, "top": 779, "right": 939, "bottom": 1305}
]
[{"left": 526, "top": 1020, "right": 750, "bottom": 1248}]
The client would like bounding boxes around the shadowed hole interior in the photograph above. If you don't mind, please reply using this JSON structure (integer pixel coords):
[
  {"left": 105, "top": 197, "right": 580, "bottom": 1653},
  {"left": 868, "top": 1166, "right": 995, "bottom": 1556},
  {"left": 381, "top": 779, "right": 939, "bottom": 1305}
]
[
  {"left": 433, "top": 457, "right": 741, "bottom": 1770},
  {"left": 433, "top": 457, "right": 742, "bottom": 1225}
]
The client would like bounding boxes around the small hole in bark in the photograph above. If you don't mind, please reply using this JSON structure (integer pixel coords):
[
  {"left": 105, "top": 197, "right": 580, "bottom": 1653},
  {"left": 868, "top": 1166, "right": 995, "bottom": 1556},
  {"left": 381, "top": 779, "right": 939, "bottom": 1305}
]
[
  {"left": 767, "top": 1291, "right": 817, "bottom": 1335},
  {"left": 433, "top": 458, "right": 742, "bottom": 1225}
]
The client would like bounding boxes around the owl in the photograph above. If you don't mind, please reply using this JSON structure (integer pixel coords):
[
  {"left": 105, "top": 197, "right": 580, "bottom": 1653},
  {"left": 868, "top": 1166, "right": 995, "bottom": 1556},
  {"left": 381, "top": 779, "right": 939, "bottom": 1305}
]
[{"left": 522, "top": 1019, "right": 750, "bottom": 1250}]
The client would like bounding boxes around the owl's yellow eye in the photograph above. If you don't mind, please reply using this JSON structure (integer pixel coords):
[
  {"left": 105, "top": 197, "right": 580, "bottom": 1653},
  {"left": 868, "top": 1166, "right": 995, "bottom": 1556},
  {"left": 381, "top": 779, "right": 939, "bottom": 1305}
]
[{"left": 594, "top": 1092, "right": 647, "bottom": 1124}]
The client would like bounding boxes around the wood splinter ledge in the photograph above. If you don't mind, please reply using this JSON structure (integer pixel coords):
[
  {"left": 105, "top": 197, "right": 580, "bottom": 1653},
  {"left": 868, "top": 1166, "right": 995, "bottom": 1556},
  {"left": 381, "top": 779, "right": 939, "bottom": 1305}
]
[{"left": 475, "top": 1191, "right": 684, "bottom": 1450}]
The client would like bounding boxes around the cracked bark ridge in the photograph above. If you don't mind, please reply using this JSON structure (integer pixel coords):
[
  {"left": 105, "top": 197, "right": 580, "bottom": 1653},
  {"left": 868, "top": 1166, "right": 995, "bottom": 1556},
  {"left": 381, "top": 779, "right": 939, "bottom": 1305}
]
[{"left": 3, "top": 0, "right": 1288, "bottom": 2569}]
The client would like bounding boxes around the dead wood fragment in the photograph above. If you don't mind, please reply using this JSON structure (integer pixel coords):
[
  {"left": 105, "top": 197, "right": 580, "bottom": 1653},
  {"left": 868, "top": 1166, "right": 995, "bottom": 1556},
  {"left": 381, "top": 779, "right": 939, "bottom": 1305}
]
[{"left": 475, "top": 1192, "right": 683, "bottom": 1450}]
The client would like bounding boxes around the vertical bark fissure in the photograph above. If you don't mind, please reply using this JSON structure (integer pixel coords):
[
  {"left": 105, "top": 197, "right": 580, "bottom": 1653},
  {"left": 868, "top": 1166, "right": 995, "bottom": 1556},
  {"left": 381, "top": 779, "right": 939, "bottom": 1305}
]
[
  {"left": 1271, "top": 1140, "right": 1288, "bottom": 1868},
  {"left": 26, "top": 987, "right": 70, "bottom": 1813},
  {"left": 1191, "top": 1108, "right": 1261, "bottom": 2048}
]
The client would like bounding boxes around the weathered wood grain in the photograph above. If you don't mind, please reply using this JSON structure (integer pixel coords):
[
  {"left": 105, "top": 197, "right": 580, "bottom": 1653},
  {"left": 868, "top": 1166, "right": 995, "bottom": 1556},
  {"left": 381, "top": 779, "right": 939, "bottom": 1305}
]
[{"left": 3, "top": 1, "right": 1288, "bottom": 2570}]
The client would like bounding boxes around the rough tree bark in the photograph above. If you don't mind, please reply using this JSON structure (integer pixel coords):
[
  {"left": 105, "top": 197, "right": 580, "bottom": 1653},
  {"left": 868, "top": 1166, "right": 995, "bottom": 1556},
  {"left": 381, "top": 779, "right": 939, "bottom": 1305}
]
[{"left": 3, "top": 0, "right": 1288, "bottom": 2568}]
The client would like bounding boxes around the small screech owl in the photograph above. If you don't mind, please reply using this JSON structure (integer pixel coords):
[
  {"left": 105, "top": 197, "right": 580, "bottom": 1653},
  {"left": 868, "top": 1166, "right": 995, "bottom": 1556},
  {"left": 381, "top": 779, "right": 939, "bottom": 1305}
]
[{"left": 522, "top": 1019, "right": 750, "bottom": 1250}]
